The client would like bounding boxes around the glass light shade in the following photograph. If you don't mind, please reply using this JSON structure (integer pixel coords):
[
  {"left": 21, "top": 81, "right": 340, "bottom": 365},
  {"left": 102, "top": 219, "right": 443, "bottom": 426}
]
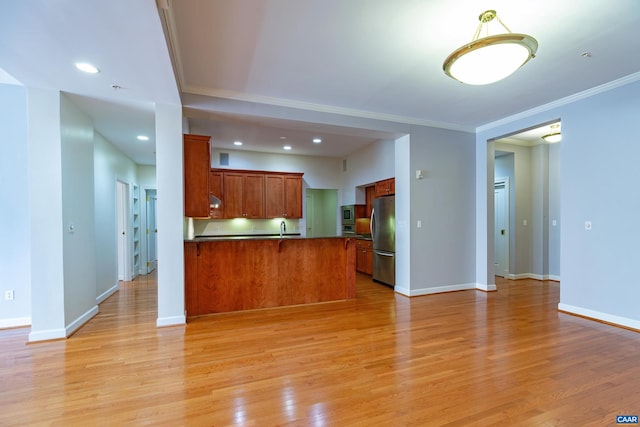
[
  {"left": 444, "top": 33, "right": 538, "bottom": 85},
  {"left": 542, "top": 132, "right": 562, "bottom": 143}
]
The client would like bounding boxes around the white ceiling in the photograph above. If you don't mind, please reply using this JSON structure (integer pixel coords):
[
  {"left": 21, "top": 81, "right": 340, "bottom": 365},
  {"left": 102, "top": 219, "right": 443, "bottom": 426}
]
[{"left": 1, "top": 0, "right": 639, "bottom": 164}]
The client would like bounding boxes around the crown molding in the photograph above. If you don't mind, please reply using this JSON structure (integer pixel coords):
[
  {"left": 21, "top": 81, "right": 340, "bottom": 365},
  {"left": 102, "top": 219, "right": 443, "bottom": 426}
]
[
  {"left": 182, "top": 85, "right": 475, "bottom": 133},
  {"left": 477, "top": 71, "right": 640, "bottom": 133}
]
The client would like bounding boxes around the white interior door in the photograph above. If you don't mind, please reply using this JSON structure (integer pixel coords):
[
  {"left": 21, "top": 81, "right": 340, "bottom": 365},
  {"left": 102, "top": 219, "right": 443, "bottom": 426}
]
[
  {"left": 116, "top": 180, "right": 131, "bottom": 281},
  {"left": 494, "top": 179, "right": 509, "bottom": 277},
  {"left": 146, "top": 190, "right": 158, "bottom": 273}
]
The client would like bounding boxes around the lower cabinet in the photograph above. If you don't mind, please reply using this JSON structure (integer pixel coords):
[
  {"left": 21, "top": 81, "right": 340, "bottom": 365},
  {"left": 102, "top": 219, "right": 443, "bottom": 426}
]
[
  {"left": 184, "top": 238, "right": 356, "bottom": 316},
  {"left": 356, "top": 239, "right": 373, "bottom": 275}
]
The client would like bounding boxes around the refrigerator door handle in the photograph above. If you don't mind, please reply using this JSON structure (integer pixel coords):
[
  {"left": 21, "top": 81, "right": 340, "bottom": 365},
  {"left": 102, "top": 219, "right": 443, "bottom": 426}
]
[
  {"left": 374, "top": 251, "right": 394, "bottom": 257},
  {"left": 370, "top": 207, "right": 375, "bottom": 241}
]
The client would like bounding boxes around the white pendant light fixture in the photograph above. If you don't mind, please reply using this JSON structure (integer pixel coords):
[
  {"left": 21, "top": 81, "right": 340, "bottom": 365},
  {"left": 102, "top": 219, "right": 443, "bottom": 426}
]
[
  {"left": 542, "top": 124, "right": 562, "bottom": 143},
  {"left": 443, "top": 10, "right": 538, "bottom": 85}
]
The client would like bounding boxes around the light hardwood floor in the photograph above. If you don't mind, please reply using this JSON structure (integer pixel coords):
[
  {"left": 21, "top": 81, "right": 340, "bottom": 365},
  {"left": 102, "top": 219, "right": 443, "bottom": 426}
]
[{"left": 1, "top": 273, "right": 639, "bottom": 426}]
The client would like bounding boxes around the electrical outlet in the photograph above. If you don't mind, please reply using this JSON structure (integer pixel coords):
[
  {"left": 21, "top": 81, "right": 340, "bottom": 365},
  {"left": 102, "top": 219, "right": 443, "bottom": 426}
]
[{"left": 4, "top": 290, "right": 14, "bottom": 301}]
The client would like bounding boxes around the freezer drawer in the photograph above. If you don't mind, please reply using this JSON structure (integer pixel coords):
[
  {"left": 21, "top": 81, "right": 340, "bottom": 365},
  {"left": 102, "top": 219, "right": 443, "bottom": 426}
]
[{"left": 373, "top": 250, "right": 395, "bottom": 287}]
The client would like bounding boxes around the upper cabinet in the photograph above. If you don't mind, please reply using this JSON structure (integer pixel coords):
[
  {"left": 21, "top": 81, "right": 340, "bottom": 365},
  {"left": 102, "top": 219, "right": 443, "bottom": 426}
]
[
  {"left": 223, "top": 171, "right": 265, "bottom": 219},
  {"left": 265, "top": 173, "right": 304, "bottom": 218},
  {"left": 375, "top": 177, "right": 395, "bottom": 197},
  {"left": 365, "top": 185, "right": 375, "bottom": 218},
  {"left": 209, "top": 170, "right": 224, "bottom": 219},
  {"left": 183, "top": 134, "right": 211, "bottom": 218}
]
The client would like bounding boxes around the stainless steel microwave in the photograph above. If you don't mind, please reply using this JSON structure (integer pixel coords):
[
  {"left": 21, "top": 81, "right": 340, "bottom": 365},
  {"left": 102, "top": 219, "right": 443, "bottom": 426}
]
[{"left": 341, "top": 205, "right": 355, "bottom": 225}]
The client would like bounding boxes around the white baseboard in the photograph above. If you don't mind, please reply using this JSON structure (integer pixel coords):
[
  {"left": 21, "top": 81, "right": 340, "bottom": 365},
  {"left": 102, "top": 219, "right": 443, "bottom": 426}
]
[
  {"left": 66, "top": 305, "right": 99, "bottom": 337},
  {"left": 476, "top": 283, "right": 497, "bottom": 292},
  {"left": 558, "top": 303, "right": 640, "bottom": 331},
  {"left": 0, "top": 316, "right": 31, "bottom": 329},
  {"left": 397, "top": 283, "right": 477, "bottom": 297},
  {"left": 156, "top": 315, "right": 186, "bottom": 327},
  {"left": 507, "top": 273, "right": 561, "bottom": 281},
  {"left": 96, "top": 282, "right": 119, "bottom": 304},
  {"left": 29, "top": 328, "right": 66, "bottom": 342}
]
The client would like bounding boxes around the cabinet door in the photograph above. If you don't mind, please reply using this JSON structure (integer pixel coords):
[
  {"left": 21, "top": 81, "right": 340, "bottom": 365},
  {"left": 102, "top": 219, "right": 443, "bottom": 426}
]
[
  {"left": 375, "top": 178, "right": 395, "bottom": 197},
  {"left": 265, "top": 175, "right": 285, "bottom": 218},
  {"left": 364, "top": 248, "right": 373, "bottom": 275},
  {"left": 356, "top": 246, "right": 367, "bottom": 273},
  {"left": 209, "top": 170, "right": 224, "bottom": 219},
  {"left": 243, "top": 173, "right": 265, "bottom": 218},
  {"left": 283, "top": 175, "right": 302, "bottom": 218},
  {"left": 183, "top": 134, "right": 211, "bottom": 217},
  {"left": 375, "top": 180, "right": 388, "bottom": 198},
  {"left": 365, "top": 185, "right": 375, "bottom": 217},
  {"left": 223, "top": 172, "right": 244, "bottom": 218}
]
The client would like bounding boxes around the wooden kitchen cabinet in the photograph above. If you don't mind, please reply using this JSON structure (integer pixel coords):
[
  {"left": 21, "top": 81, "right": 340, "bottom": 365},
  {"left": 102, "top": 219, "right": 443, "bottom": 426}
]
[
  {"left": 183, "top": 134, "right": 211, "bottom": 218},
  {"left": 184, "top": 237, "right": 355, "bottom": 316},
  {"left": 208, "top": 170, "right": 224, "bottom": 219},
  {"left": 365, "top": 185, "right": 375, "bottom": 217},
  {"left": 375, "top": 178, "right": 395, "bottom": 197},
  {"left": 223, "top": 171, "right": 265, "bottom": 218},
  {"left": 184, "top": 242, "right": 199, "bottom": 315},
  {"left": 265, "top": 173, "right": 303, "bottom": 218},
  {"left": 356, "top": 239, "right": 373, "bottom": 275}
]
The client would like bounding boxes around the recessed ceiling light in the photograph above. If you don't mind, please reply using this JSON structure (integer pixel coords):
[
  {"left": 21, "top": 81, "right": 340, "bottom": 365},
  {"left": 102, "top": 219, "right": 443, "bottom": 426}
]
[
  {"left": 137, "top": 135, "right": 149, "bottom": 141},
  {"left": 313, "top": 138, "right": 322, "bottom": 144},
  {"left": 74, "top": 62, "right": 100, "bottom": 74},
  {"left": 234, "top": 141, "right": 243, "bottom": 146},
  {"left": 283, "top": 145, "right": 292, "bottom": 151},
  {"left": 280, "top": 136, "right": 287, "bottom": 140}
]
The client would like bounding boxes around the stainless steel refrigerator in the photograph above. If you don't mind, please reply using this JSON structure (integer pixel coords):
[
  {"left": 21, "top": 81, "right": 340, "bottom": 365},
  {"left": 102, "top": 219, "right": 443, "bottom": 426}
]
[{"left": 371, "top": 195, "right": 395, "bottom": 286}]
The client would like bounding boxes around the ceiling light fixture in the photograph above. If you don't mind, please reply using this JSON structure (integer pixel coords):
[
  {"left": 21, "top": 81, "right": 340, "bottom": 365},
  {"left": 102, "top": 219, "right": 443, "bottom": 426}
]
[
  {"left": 443, "top": 10, "right": 538, "bottom": 85},
  {"left": 74, "top": 62, "right": 100, "bottom": 74},
  {"left": 137, "top": 135, "right": 149, "bottom": 141},
  {"left": 542, "top": 123, "right": 562, "bottom": 144},
  {"left": 542, "top": 124, "right": 562, "bottom": 143},
  {"left": 233, "top": 141, "right": 243, "bottom": 146},
  {"left": 542, "top": 133, "right": 562, "bottom": 143},
  {"left": 312, "top": 138, "right": 322, "bottom": 144},
  {"left": 283, "top": 145, "right": 292, "bottom": 151}
]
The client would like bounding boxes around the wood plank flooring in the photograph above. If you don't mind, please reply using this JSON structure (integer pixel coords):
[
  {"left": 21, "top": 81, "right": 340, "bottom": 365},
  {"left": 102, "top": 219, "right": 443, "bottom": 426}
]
[{"left": 1, "top": 274, "right": 639, "bottom": 426}]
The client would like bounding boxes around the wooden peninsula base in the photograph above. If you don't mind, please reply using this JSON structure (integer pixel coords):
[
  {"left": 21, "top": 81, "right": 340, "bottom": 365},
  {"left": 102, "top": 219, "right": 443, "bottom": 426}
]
[{"left": 184, "top": 237, "right": 356, "bottom": 316}]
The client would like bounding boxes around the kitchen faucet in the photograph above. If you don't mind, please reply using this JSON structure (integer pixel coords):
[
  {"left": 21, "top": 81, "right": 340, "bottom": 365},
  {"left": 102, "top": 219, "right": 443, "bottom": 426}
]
[{"left": 280, "top": 220, "right": 286, "bottom": 238}]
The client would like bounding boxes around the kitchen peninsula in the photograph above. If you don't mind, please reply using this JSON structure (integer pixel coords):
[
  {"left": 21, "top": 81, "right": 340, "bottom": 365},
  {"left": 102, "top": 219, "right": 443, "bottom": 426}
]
[
  {"left": 183, "top": 133, "right": 356, "bottom": 316},
  {"left": 184, "top": 236, "right": 356, "bottom": 316}
]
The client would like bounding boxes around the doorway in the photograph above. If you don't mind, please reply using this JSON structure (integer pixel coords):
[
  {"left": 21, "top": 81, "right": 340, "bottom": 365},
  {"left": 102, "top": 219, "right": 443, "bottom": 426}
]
[
  {"left": 146, "top": 189, "right": 158, "bottom": 273},
  {"left": 305, "top": 189, "right": 338, "bottom": 237},
  {"left": 116, "top": 180, "right": 131, "bottom": 281},
  {"left": 490, "top": 120, "right": 561, "bottom": 282}
]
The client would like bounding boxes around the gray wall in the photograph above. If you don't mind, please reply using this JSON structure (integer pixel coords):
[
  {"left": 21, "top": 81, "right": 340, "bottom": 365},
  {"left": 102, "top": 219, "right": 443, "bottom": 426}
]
[
  {"left": 94, "top": 131, "right": 138, "bottom": 298},
  {"left": 406, "top": 126, "right": 476, "bottom": 293},
  {"left": 0, "top": 84, "right": 30, "bottom": 326},
  {"left": 478, "top": 77, "right": 640, "bottom": 329},
  {"left": 60, "top": 94, "right": 98, "bottom": 328},
  {"left": 559, "top": 80, "right": 640, "bottom": 324}
]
